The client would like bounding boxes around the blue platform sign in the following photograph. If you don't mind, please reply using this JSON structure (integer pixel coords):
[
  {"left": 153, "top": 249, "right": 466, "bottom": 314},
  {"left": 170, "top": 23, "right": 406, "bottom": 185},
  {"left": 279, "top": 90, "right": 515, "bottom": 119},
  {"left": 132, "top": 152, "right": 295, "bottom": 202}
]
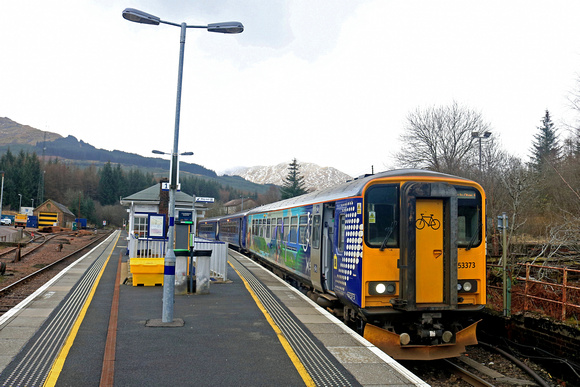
[{"left": 195, "top": 197, "right": 215, "bottom": 203}]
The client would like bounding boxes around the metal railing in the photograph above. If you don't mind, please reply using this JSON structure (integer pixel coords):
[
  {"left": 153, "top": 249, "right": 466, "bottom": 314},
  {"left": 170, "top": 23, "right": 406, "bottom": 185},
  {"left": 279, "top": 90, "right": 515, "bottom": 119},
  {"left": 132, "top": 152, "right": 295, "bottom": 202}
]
[
  {"left": 192, "top": 237, "right": 228, "bottom": 282},
  {"left": 487, "top": 262, "right": 580, "bottom": 322},
  {"left": 128, "top": 235, "right": 228, "bottom": 281},
  {"left": 128, "top": 235, "right": 167, "bottom": 258}
]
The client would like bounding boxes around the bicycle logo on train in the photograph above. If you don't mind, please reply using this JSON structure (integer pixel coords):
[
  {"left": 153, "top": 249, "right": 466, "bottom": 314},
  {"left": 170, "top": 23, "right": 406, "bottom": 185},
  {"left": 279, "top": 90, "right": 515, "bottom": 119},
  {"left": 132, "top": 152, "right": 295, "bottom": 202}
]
[{"left": 415, "top": 213, "right": 440, "bottom": 230}]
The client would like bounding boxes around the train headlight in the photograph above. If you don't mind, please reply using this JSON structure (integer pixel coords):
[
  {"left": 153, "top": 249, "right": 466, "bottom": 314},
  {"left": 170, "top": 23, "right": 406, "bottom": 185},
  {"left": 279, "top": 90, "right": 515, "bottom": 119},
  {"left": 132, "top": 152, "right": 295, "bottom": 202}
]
[
  {"left": 457, "top": 280, "right": 477, "bottom": 293},
  {"left": 369, "top": 282, "right": 397, "bottom": 295},
  {"left": 376, "top": 283, "right": 386, "bottom": 294}
]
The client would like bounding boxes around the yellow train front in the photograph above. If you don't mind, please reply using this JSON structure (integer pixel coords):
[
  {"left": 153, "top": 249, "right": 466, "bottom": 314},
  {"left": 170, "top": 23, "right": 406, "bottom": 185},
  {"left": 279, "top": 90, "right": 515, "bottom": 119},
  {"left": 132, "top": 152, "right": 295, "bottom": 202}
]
[
  {"left": 357, "top": 170, "right": 486, "bottom": 360},
  {"left": 243, "top": 169, "right": 486, "bottom": 360}
]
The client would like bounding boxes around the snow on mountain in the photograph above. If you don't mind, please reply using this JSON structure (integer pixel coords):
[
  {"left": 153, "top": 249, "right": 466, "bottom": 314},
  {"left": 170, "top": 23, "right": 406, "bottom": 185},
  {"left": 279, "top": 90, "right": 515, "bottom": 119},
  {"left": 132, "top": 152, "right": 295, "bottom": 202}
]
[{"left": 224, "top": 161, "right": 353, "bottom": 192}]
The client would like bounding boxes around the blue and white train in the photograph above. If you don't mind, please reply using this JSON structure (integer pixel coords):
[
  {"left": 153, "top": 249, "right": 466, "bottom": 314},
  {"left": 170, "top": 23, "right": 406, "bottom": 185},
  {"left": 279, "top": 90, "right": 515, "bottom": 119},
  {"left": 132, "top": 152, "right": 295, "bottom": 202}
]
[{"left": 198, "top": 169, "right": 487, "bottom": 360}]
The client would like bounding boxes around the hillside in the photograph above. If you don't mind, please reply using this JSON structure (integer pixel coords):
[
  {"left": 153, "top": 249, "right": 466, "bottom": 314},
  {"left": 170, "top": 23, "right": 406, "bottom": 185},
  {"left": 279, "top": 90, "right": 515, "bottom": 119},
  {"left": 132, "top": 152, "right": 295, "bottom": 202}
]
[
  {"left": 0, "top": 117, "right": 217, "bottom": 178},
  {"left": 0, "top": 118, "right": 352, "bottom": 195},
  {"left": 0, "top": 117, "right": 62, "bottom": 145}
]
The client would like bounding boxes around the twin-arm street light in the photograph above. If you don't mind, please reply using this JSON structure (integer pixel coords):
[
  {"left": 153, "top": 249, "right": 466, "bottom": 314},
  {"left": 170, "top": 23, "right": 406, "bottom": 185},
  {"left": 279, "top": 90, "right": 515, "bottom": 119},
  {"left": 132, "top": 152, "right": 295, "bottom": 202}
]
[
  {"left": 471, "top": 131, "right": 492, "bottom": 172},
  {"left": 123, "top": 8, "right": 243, "bottom": 324}
]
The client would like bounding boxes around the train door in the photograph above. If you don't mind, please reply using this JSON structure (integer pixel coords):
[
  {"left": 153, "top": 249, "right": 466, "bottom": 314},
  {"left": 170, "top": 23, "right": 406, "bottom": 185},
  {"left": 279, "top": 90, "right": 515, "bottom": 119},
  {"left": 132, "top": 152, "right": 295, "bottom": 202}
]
[
  {"left": 321, "top": 203, "right": 335, "bottom": 292},
  {"left": 310, "top": 204, "right": 323, "bottom": 291},
  {"left": 415, "top": 199, "right": 444, "bottom": 303},
  {"left": 399, "top": 182, "right": 458, "bottom": 310}
]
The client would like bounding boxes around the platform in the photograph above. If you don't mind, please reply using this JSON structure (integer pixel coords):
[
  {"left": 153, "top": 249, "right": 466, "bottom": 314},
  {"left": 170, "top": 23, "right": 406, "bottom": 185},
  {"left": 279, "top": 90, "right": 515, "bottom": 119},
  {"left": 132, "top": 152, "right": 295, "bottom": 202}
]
[{"left": 0, "top": 230, "right": 426, "bottom": 386}]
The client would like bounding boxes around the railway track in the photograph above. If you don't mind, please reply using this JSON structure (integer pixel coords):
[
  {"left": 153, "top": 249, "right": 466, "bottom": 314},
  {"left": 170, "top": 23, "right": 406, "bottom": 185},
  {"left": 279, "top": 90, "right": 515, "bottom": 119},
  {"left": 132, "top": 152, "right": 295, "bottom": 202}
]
[
  {"left": 402, "top": 342, "right": 555, "bottom": 386},
  {"left": 0, "top": 230, "right": 111, "bottom": 314}
]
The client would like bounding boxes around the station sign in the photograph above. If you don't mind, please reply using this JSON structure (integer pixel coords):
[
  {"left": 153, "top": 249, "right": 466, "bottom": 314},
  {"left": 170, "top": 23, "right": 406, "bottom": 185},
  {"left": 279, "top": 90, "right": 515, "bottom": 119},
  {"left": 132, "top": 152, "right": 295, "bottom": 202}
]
[
  {"left": 161, "top": 182, "right": 181, "bottom": 191},
  {"left": 195, "top": 197, "right": 215, "bottom": 203}
]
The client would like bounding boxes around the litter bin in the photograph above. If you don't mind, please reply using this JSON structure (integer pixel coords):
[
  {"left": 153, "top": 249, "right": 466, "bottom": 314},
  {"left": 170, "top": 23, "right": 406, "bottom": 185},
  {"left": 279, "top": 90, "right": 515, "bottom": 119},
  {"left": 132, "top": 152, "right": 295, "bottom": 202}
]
[{"left": 189, "top": 249, "right": 212, "bottom": 294}]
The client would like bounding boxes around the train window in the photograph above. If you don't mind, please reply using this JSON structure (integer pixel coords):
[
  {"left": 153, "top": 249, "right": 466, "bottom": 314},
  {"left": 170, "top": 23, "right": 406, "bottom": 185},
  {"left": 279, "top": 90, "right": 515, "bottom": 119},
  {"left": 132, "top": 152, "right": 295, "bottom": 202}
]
[
  {"left": 266, "top": 219, "right": 271, "bottom": 239},
  {"left": 365, "top": 185, "right": 399, "bottom": 249},
  {"left": 289, "top": 216, "right": 298, "bottom": 244},
  {"left": 312, "top": 215, "right": 321, "bottom": 249},
  {"left": 277, "top": 218, "right": 282, "bottom": 240},
  {"left": 283, "top": 217, "right": 289, "bottom": 241},
  {"left": 456, "top": 188, "right": 482, "bottom": 247},
  {"left": 338, "top": 214, "right": 346, "bottom": 252},
  {"left": 298, "top": 215, "right": 308, "bottom": 246}
]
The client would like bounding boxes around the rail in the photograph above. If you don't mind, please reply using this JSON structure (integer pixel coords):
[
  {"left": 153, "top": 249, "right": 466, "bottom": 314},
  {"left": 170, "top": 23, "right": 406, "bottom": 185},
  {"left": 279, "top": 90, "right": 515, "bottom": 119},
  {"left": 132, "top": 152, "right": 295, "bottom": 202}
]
[{"left": 487, "top": 262, "right": 580, "bottom": 321}]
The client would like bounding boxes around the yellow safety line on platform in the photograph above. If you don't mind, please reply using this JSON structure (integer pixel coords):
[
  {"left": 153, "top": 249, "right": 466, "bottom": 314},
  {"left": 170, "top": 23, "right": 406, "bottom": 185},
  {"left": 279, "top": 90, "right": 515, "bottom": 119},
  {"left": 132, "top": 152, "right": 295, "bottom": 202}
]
[
  {"left": 43, "top": 231, "right": 121, "bottom": 387},
  {"left": 228, "top": 260, "right": 316, "bottom": 387}
]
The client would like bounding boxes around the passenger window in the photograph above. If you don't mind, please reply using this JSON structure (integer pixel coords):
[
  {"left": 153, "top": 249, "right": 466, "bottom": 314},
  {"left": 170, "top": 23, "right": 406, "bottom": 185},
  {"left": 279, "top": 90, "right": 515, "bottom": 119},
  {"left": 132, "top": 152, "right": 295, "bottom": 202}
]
[
  {"left": 312, "top": 215, "right": 321, "bottom": 249},
  {"left": 338, "top": 214, "right": 346, "bottom": 252},
  {"left": 298, "top": 215, "right": 308, "bottom": 246},
  {"left": 283, "top": 217, "right": 289, "bottom": 242},
  {"left": 290, "top": 216, "right": 298, "bottom": 244}
]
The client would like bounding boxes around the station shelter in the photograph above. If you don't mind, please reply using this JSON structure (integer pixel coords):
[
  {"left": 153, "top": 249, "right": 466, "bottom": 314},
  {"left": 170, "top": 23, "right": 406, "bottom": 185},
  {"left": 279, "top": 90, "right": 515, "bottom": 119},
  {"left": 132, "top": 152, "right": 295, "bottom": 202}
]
[{"left": 121, "top": 180, "right": 214, "bottom": 289}]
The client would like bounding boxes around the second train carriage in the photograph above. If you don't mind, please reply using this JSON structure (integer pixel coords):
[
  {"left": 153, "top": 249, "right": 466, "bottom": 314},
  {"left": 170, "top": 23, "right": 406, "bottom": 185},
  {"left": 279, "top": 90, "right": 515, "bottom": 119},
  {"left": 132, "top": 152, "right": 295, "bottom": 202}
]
[{"left": 199, "top": 169, "right": 487, "bottom": 360}]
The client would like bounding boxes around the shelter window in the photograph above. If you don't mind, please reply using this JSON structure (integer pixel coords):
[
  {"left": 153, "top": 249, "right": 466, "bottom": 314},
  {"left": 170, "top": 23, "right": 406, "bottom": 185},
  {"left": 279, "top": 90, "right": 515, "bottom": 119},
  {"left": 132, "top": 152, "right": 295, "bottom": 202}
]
[{"left": 133, "top": 214, "right": 148, "bottom": 238}]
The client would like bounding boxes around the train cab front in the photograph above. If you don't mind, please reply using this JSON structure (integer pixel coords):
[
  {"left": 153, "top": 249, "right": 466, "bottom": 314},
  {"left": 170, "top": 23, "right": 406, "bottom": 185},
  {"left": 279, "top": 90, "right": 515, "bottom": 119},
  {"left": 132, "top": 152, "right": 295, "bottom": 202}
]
[{"left": 360, "top": 177, "right": 486, "bottom": 360}]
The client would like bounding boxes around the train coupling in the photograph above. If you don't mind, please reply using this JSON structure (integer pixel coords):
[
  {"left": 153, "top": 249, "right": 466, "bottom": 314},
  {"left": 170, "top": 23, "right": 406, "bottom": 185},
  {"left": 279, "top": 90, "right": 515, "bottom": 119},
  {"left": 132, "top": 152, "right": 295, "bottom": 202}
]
[{"left": 363, "top": 319, "right": 480, "bottom": 360}]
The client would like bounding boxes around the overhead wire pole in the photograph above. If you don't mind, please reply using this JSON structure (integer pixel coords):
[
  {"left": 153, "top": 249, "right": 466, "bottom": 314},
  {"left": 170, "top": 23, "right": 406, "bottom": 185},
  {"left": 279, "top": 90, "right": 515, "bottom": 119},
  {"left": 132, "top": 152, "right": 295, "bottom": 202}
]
[{"left": 122, "top": 8, "right": 243, "bottom": 324}]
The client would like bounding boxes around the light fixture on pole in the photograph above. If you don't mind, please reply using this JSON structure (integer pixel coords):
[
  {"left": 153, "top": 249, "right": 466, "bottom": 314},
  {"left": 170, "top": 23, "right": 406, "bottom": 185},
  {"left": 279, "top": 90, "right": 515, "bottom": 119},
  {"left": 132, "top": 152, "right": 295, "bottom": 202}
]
[
  {"left": 471, "top": 131, "right": 492, "bottom": 172},
  {"left": 124, "top": 8, "right": 243, "bottom": 324},
  {"left": 18, "top": 193, "right": 22, "bottom": 213},
  {"left": 152, "top": 150, "right": 194, "bottom": 191}
]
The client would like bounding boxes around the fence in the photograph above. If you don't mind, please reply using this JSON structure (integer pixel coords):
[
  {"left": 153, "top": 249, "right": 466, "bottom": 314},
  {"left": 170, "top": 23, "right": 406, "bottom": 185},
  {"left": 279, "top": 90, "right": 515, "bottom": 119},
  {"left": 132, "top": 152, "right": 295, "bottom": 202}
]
[
  {"left": 128, "top": 235, "right": 229, "bottom": 282},
  {"left": 487, "top": 262, "right": 580, "bottom": 322},
  {"left": 192, "top": 237, "right": 228, "bottom": 282}
]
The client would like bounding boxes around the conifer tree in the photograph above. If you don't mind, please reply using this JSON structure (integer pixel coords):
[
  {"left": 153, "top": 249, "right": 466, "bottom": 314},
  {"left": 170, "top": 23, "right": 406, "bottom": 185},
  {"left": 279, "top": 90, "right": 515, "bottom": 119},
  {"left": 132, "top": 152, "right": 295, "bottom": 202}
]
[
  {"left": 530, "top": 110, "right": 560, "bottom": 171},
  {"left": 280, "top": 158, "right": 307, "bottom": 199}
]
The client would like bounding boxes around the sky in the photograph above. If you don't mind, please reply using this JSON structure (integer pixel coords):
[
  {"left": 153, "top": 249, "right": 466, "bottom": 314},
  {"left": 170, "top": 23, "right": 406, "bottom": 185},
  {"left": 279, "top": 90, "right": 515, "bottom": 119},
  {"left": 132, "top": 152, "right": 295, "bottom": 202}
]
[{"left": 1, "top": 1, "right": 580, "bottom": 178}]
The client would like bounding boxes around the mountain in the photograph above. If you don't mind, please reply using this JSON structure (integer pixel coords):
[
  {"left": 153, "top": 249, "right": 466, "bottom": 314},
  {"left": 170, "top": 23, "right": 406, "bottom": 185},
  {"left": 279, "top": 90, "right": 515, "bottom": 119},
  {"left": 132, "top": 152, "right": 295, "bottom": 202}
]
[{"left": 225, "top": 161, "right": 352, "bottom": 192}]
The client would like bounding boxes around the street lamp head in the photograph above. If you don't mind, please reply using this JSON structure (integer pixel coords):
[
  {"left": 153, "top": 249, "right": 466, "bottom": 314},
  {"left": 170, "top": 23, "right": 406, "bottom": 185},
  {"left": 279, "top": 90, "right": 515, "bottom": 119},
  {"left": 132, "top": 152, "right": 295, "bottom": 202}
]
[
  {"left": 122, "top": 8, "right": 161, "bottom": 25},
  {"left": 180, "top": 152, "right": 194, "bottom": 156},
  {"left": 483, "top": 131, "right": 492, "bottom": 138},
  {"left": 152, "top": 150, "right": 166, "bottom": 155},
  {"left": 207, "top": 22, "right": 244, "bottom": 34}
]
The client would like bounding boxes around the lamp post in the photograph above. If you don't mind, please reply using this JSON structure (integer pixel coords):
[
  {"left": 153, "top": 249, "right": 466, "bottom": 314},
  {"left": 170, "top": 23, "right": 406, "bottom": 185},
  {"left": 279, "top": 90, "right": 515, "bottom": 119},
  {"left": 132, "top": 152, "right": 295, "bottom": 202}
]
[
  {"left": 0, "top": 171, "right": 4, "bottom": 221},
  {"left": 471, "top": 131, "right": 492, "bottom": 172},
  {"left": 124, "top": 8, "right": 243, "bottom": 324},
  {"left": 18, "top": 194, "right": 22, "bottom": 213}
]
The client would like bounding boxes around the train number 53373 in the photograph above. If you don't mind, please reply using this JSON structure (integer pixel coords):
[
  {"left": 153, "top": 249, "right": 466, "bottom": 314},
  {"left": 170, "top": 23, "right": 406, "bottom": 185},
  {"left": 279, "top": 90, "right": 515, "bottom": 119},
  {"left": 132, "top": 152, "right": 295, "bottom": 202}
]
[{"left": 458, "top": 261, "right": 476, "bottom": 269}]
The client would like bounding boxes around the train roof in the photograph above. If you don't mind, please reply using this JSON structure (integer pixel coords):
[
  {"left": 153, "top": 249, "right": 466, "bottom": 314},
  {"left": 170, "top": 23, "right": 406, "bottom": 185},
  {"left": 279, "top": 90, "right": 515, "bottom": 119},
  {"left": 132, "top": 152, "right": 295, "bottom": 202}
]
[{"left": 247, "top": 169, "right": 475, "bottom": 214}]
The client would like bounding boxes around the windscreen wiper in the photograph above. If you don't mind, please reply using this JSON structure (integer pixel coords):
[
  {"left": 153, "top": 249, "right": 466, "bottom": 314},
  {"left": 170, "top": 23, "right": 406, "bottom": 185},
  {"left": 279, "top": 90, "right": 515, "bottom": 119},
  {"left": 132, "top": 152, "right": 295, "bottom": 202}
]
[{"left": 380, "top": 221, "right": 397, "bottom": 251}]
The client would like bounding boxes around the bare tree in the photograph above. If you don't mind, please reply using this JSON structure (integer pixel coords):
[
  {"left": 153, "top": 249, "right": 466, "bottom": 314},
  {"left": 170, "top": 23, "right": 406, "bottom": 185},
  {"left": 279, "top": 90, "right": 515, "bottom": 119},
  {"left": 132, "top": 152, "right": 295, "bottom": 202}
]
[{"left": 395, "top": 101, "right": 492, "bottom": 174}]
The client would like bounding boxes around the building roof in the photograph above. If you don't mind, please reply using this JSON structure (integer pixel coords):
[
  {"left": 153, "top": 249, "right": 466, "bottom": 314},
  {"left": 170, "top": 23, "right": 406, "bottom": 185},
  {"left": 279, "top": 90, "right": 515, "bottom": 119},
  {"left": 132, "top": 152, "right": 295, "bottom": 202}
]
[
  {"left": 120, "top": 184, "right": 206, "bottom": 209},
  {"left": 38, "top": 199, "right": 76, "bottom": 217}
]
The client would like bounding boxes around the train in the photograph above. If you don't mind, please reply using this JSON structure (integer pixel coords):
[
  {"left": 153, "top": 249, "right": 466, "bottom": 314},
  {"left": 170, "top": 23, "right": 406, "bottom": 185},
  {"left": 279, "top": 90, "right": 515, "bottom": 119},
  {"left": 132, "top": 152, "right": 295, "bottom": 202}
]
[{"left": 198, "top": 169, "right": 486, "bottom": 360}]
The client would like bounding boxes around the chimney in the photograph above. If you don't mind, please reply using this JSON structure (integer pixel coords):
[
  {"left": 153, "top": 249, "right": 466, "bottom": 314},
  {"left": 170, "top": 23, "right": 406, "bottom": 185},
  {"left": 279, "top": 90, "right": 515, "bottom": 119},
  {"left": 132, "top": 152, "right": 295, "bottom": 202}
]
[{"left": 159, "top": 178, "right": 169, "bottom": 217}]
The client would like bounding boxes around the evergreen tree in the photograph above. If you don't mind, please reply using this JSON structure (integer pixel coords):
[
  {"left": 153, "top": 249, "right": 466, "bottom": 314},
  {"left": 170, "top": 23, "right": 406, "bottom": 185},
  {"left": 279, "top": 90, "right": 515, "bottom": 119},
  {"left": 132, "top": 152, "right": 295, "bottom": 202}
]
[
  {"left": 280, "top": 158, "right": 307, "bottom": 199},
  {"left": 530, "top": 110, "right": 560, "bottom": 171},
  {"left": 97, "top": 162, "right": 118, "bottom": 205}
]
